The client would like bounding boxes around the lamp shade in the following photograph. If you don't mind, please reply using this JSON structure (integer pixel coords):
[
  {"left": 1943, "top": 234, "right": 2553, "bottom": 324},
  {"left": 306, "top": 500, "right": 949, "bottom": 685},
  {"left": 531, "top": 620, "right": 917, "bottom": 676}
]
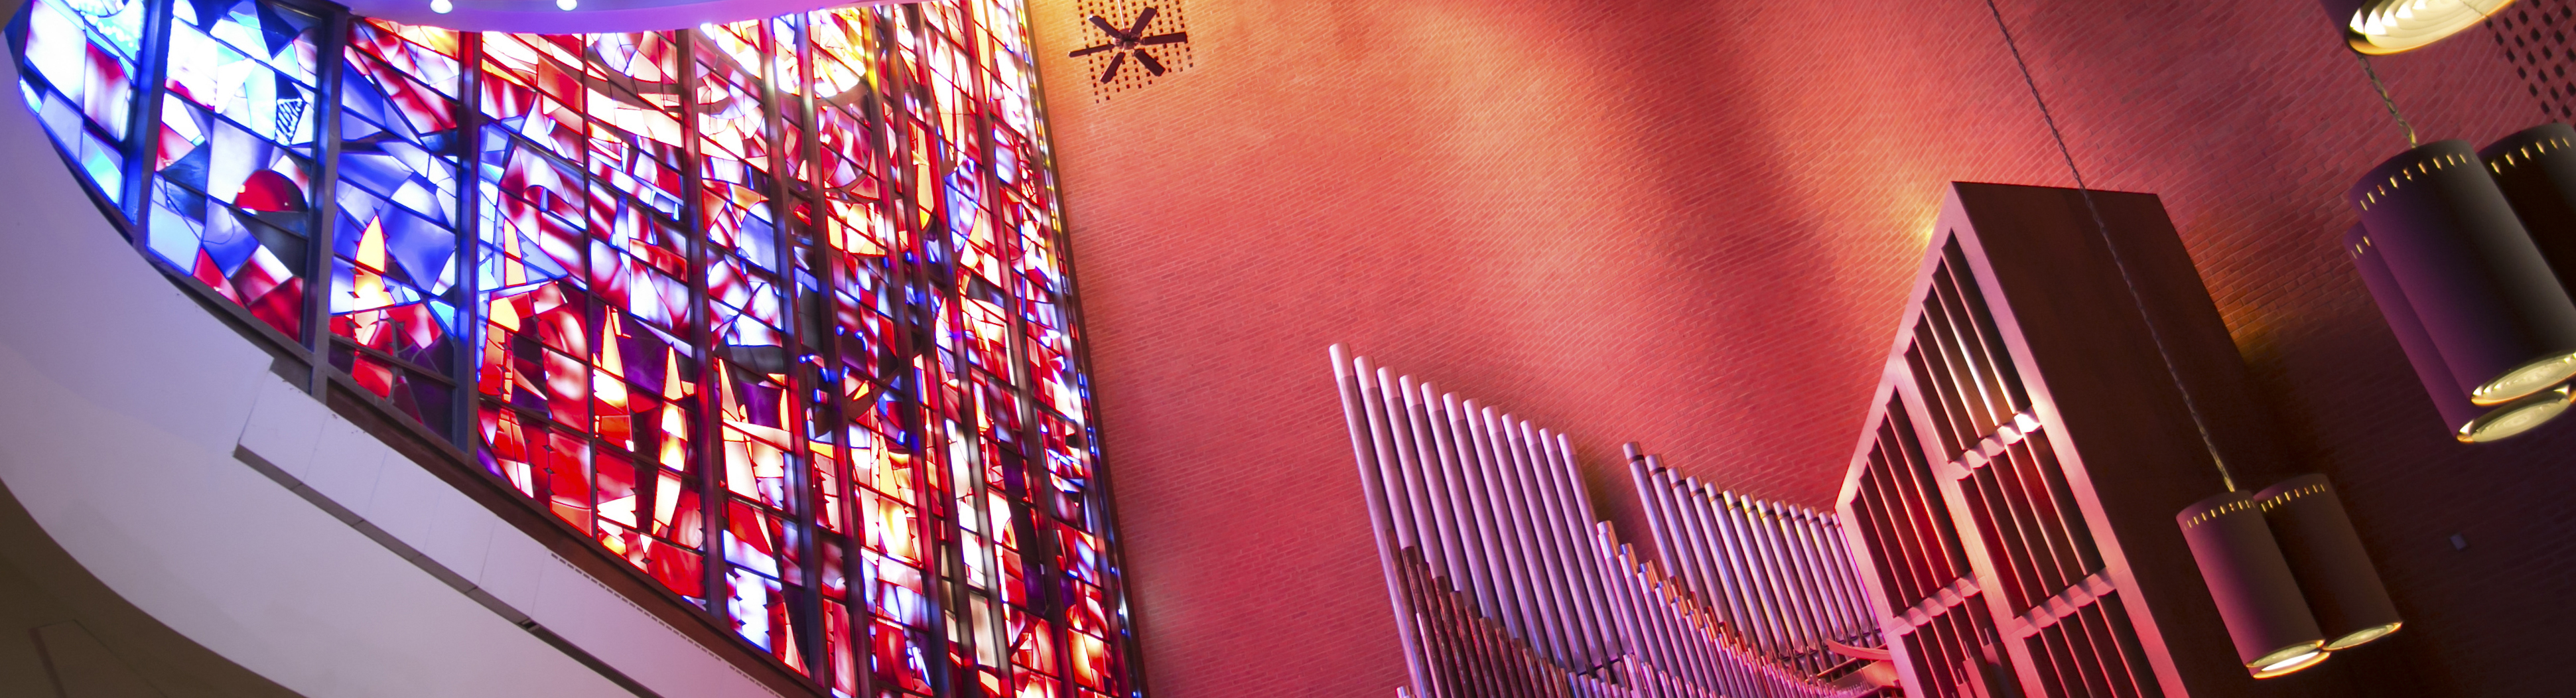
[
  {"left": 2256, "top": 475, "right": 2404, "bottom": 652},
  {"left": 2348, "top": 139, "right": 2576, "bottom": 406},
  {"left": 2347, "top": 226, "right": 2575, "bottom": 441},
  {"left": 2177, "top": 491, "right": 2329, "bottom": 679},
  {"left": 2325, "top": 0, "right": 2518, "bottom": 54},
  {"left": 2483, "top": 123, "right": 2576, "bottom": 287}
]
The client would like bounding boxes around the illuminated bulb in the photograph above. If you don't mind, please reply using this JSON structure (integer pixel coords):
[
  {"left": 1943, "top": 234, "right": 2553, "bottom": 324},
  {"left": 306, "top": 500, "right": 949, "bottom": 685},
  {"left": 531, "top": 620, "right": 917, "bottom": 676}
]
[
  {"left": 2250, "top": 648, "right": 2330, "bottom": 679},
  {"left": 556, "top": 0, "right": 575, "bottom": 9},
  {"left": 2336, "top": 0, "right": 2516, "bottom": 54},
  {"left": 2460, "top": 385, "right": 2572, "bottom": 443},
  {"left": 2325, "top": 622, "right": 2402, "bottom": 651},
  {"left": 429, "top": 0, "right": 451, "bottom": 11}
]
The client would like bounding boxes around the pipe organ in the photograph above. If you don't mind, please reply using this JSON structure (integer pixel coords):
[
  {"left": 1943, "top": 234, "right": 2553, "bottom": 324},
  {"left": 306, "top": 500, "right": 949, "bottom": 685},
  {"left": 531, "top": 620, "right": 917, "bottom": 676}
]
[
  {"left": 1331, "top": 346, "right": 1887, "bottom": 698},
  {"left": 1627, "top": 449, "right": 1884, "bottom": 677}
]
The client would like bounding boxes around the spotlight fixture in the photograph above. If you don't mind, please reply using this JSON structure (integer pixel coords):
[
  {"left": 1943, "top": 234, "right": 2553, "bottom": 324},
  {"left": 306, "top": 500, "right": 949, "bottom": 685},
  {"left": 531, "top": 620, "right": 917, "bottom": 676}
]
[
  {"left": 2177, "top": 491, "right": 2330, "bottom": 679},
  {"left": 2346, "top": 226, "right": 2575, "bottom": 441},
  {"left": 2327, "top": 0, "right": 2518, "bottom": 55},
  {"left": 2257, "top": 474, "right": 2405, "bottom": 652},
  {"left": 429, "top": 0, "right": 450, "bottom": 11},
  {"left": 2348, "top": 139, "right": 2576, "bottom": 407},
  {"left": 556, "top": 0, "right": 575, "bottom": 9}
]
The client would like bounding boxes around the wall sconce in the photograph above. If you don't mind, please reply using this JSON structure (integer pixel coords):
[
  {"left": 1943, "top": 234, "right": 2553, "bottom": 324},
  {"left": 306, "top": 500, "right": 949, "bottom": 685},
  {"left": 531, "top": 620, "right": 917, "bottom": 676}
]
[
  {"left": 2346, "top": 226, "right": 2574, "bottom": 441},
  {"left": 2328, "top": 0, "right": 2518, "bottom": 54},
  {"left": 2256, "top": 474, "right": 2404, "bottom": 652},
  {"left": 2177, "top": 491, "right": 2331, "bottom": 679},
  {"left": 2348, "top": 140, "right": 2576, "bottom": 409}
]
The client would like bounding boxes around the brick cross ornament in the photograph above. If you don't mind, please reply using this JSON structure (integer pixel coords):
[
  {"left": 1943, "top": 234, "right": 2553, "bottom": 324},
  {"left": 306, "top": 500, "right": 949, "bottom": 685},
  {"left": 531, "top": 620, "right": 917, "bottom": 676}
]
[{"left": 1068, "top": 7, "right": 1188, "bottom": 82}]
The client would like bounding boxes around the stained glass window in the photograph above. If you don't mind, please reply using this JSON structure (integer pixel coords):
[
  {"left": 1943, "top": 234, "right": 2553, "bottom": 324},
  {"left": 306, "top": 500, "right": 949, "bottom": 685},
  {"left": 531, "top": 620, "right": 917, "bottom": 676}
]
[
  {"left": 11, "top": 0, "right": 144, "bottom": 205},
  {"left": 9, "top": 1, "right": 1140, "bottom": 696}
]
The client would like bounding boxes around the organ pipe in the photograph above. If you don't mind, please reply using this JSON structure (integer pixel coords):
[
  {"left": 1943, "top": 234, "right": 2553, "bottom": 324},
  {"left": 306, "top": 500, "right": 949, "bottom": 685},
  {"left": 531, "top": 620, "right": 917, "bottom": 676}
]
[{"left": 1332, "top": 346, "right": 1883, "bottom": 698}]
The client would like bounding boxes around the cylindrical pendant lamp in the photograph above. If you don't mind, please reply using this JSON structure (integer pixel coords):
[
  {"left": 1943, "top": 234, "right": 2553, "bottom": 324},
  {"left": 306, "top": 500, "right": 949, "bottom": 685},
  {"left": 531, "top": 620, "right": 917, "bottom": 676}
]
[
  {"left": 2483, "top": 123, "right": 2576, "bottom": 284},
  {"left": 2177, "top": 491, "right": 2330, "bottom": 679},
  {"left": 2325, "top": 0, "right": 2518, "bottom": 55},
  {"left": 2346, "top": 226, "right": 2575, "bottom": 441},
  {"left": 2255, "top": 474, "right": 2404, "bottom": 651},
  {"left": 2348, "top": 139, "right": 2576, "bottom": 406}
]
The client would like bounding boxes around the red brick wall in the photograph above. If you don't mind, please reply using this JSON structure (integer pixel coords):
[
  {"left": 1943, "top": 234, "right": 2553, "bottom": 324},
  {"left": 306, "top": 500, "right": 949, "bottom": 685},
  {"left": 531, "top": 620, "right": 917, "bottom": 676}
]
[{"left": 1021, "top": 0, "right": 2567, "bottom": 695}]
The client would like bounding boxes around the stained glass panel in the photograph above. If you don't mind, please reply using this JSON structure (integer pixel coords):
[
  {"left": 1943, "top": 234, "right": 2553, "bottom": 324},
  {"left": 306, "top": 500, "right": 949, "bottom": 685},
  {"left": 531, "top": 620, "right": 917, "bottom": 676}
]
[
  {"left": 331, "top": 18, "right": 460, "bottom": 430},
  {"left": 11, "top": 1, "right": 1139, "bottom": 695},
  {"left": 149, "top": 0, "right": 324, "bottom": 336},
  {"left": 13, "top": 0, "right": 145, "bottom": 204}
]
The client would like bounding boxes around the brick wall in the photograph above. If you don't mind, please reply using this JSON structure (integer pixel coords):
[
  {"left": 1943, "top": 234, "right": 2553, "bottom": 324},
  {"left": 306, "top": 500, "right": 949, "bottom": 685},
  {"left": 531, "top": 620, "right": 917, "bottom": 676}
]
[{"left": 1020, "top": 0, "right": 2570, "bottom": 695}]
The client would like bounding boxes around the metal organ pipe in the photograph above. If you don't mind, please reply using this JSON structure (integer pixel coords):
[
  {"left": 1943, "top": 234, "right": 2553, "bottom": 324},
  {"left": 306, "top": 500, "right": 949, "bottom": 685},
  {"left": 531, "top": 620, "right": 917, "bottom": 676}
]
[
  {"left": 1475, "top": 401, "right": 1558, "bottom": 661},
  {"left": 1398, "top": 377, "right": 1466, "bottom": 591},
  {"left": 1364, "top": 370, "right": 1472, "bottom": 698},
  {"left": 1757, "top": 498, "right": 1830, "bottom": 667},
  {"left": 1331, "top": 349, "right": 1879, "bottom": 698},
  {"left": 1332, "top": 349, "right": 1436, "bottom": 698},
  {"left": 1538, "top": 429, "right": 1615, "bottom": 670},
  {"left": 1815, "top": 508, "right": 1870, "bottom": 642},
  {"left": 1494, "top": 418, "right": 1553, "bottom": 663},
  {"left": 1535, "top": 437, "right": 1617, "bottom": 669},
  {"left": 1359, "top": 367, "right": 1418, "bottom": 551},
  {"left": 1623, "top": 446, "right": 1685, "bottom": 589},
  {"left": 1423, "top": 387, "right": 1503, "bottom": 623},
  {"left": 1738, "top": 496, "right": 1808, "bottom": 666},
  {"left": 1791, "top": 506, "right": 1852, "bottom": 648},
  {"left": 1801, "top": 506, "right": 1869, "bottom": 644},
  {"left": 1473, "top": 404, "right": 1566, "bottom": 664},
  {"left": 1381, "top": 372, "right": 1444, "bottom": 581},
  {"left": 1779, "top": 506, "right": 1842, "bottom": 647},
  {"left": 1450, "top": 397, "right": 1530, "bottom": 641},
  {"left": 1501, "top": 413, "right": 1580, "bottom": 667},
  {"left": 1652, "top": 468, "right": 1725, "bottom": 618},
  {"left": 1387, "top": 370, "right": 1478, "bottom": 698},
  {"left": 1684, "top": 474, "right": 1775, "bottom": 658},
  {"left": 1527, "top": 425, "right": 1606, "bottom": 671},
  {"left": 1731, "top": 488, "right": 1806, "bottom": 667},
  {"left": 1705, "top": 487, "right": 1777, "bottom": 658}
]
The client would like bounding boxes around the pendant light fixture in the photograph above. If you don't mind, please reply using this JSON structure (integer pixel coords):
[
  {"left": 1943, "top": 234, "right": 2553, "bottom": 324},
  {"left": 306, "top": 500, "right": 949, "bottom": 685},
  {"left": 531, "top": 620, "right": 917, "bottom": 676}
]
[
  {"left": 2177, "top": 492, "right": 2331, "bottom": 679},
  {"left": 2326, "top": 0, "right": 2518, "bottom": 55},
  {"left": 2255, "top": 475, "right": 2406, "bottom": 652},
  {"left": 2348, "top": 139, "right": 2576, "bottom": 407},
  {"left": 1982, "top": 0, "right": 2352, "bottom": 680},
  {"left": 2346, "top": 226, "right": 2576, "bottom": 441},
  {"left": 2484, "top": 123, "right": 2576, "bottom": 285}
]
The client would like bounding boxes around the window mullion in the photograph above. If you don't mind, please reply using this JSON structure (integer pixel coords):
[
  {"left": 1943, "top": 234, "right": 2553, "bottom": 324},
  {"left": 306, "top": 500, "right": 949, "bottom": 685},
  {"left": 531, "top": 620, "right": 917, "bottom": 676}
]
[
  {"left": 120, "top": 0, "right": 173, "bottom": 227},
  {"left": 301, "top": 6, "right": 350, "bottom": 395},
  {"left": 675, "top": 31, "right": 732, "bottom": 623},
  {"left": 754, "top": 15, "right": 831, "bottom": 680},
  {"left": 451, "top": 31, "right": 485, "bottom": 449}
]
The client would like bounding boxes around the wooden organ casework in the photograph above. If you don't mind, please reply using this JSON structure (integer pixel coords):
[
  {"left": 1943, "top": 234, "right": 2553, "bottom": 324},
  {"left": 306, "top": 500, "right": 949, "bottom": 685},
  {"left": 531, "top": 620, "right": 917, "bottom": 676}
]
[{"left": 1835, "top": 183, "right": 2310, "bottom": 698}]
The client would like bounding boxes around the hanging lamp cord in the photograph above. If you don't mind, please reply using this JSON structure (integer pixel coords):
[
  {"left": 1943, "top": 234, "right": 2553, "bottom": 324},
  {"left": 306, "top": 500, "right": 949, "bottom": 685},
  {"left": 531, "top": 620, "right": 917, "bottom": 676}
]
[
  {"left": 2355, "top": 51, "right": 2419, "bottom": 148},
  {"left": 1981, "top": 0, "right": 2240, "bottom": 492}
]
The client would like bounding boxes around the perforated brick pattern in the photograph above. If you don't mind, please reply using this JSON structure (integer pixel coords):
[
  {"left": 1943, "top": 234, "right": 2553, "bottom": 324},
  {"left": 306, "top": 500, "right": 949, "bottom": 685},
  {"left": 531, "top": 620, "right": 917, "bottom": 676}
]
[
  {"left": 1067, "top": 0, "right": 1191, "bottom": 100},
  {"left": 2492, "top": 1, "right": 2576, "bottom": 121},
  {"left": 1021, "top": 0, "right": 2576, "bottom": 696}
]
